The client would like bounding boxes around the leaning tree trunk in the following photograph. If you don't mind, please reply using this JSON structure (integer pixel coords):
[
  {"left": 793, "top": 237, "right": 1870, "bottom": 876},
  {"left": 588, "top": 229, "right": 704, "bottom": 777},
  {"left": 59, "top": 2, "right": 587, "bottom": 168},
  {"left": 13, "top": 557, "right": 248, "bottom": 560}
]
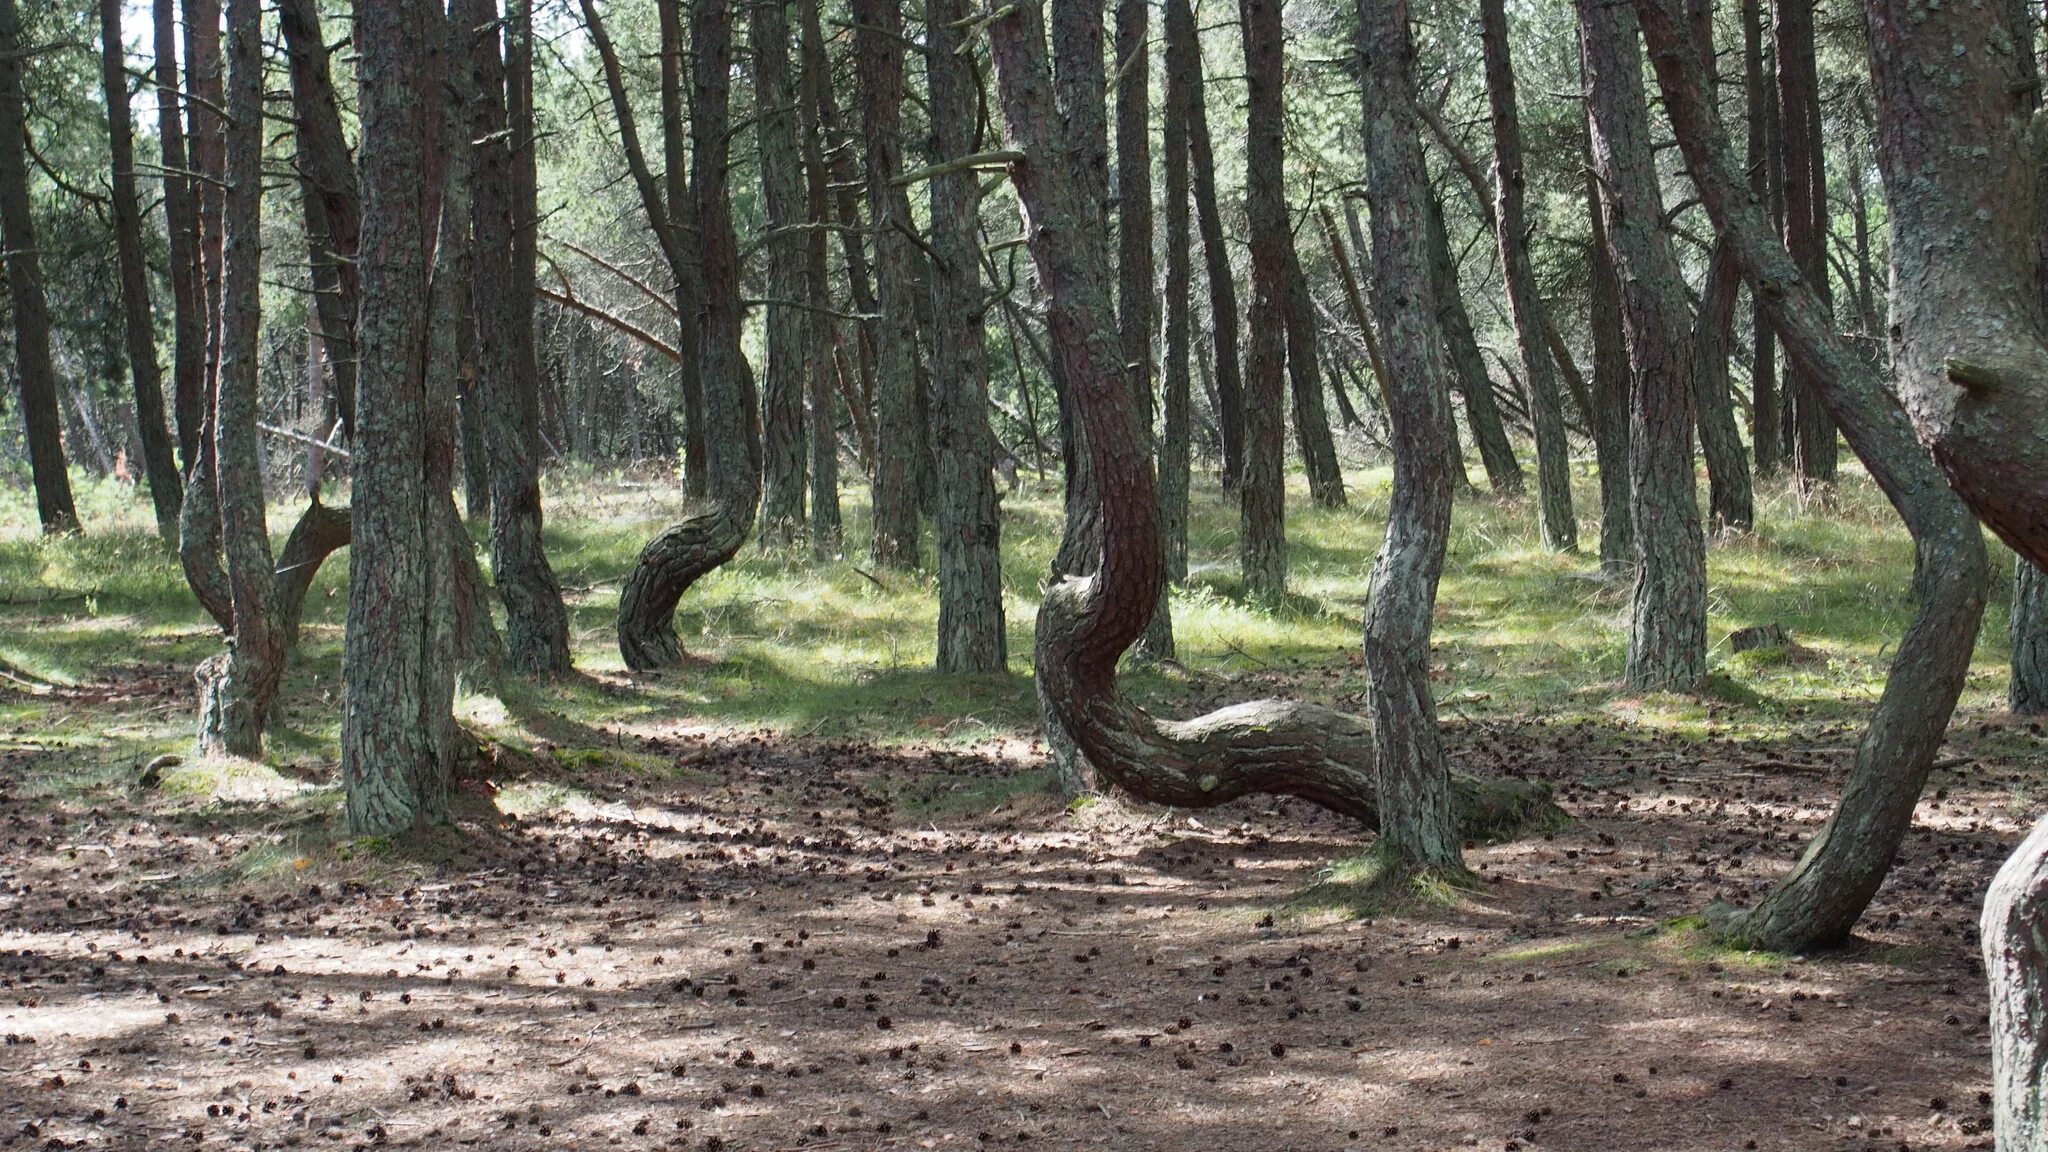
[
  {"left": 343, "top": 0, "right": 456, "bottom": 836},
  {"left": 1422, "top": 196, "right": 1523, "bottom": 498},
  {"left": 797, "top": 0, "right": 842, "bottom": 555},
  {"left": 925, "top": 0, "right": 1008, "bottom": 674},
  {"left": 1585, "top": 160, "right": 1634, "bottom": 574},
  {"left": 2013, "top": 560, "right": 2048, "bottom": 716},
  {"left": 984, "top": 0, "right": 1557, "bottom": 845},
  {"left": 1236, "top": 0, "right": 1289, "bottom": 603},
  {"left": 615, "top": 0, "right": 762, "bottom": 670},
  {"left": 1633, "top": 0, "right": 1989, "bottom": 954},
  {"left": 471, "top": 0, "right": 571, "bottom": 674},
  {"left": 100, "top": 0, "right": 182, "bottom": 542},
  {"left": 858, "top": 0, "right": 923, "bottom": 570},
  {"left": 1478, "top": 0, "right": 1574, "bottom": 552},
  {"left": 753, "top": 0, "right": 807, "bottom": 549},
  {"left": 278, "top": 0, "right": 361, "bottom": 435},
  {"left": 0, "top": 0, "right": 79, "bottom": 535},
  {"left": 196, "top": 0, "right": 283, "bottom": 758},
  {"left": 1583, "top": 0, "right": 1707, "bottom": 693},
  {"left": 1174, "top": 0, "right": 1245, "bottom": 493},
  {"left": 1285, "top": 248, "right": 1345, "bottom": 509}
]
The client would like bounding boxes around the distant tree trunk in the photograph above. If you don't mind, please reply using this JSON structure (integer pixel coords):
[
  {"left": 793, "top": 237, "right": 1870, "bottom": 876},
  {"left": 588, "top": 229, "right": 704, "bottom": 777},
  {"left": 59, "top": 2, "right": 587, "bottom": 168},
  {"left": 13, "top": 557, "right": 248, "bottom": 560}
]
[
  {"left": 196, "top": 0, "right": 282, "bottom": 757},
  {"left": 1174, "top": 0, "right": 1245, "bottom": 492},
  {"left": 152, "top": 0, "right": 204, "bottom": 472},
  {"left": 1422, "top": 195, "right": 1522, "bottom": 496},
  {"left": 1238, "top": 0, "right": 1289, "bottom": 602},
  {"left": 798, "top": 0, "right": 842, "bottom": 555},
  {"left": 2013, "top": 560, "right": 2048, "bottom": 715},
  {"left": 344, "top": 0, "right": 455, "bottom": 835},
  {"left": 1586, "top": 160, "right": 1634, "bottom": 574},
  {"left": 616, "top": 0, "right": 762, "bottom": 669},
  {"left": 1119, "top": 0, "right": 1176, "bottom": 658},
  {"left": 1694, "top": 242, "right": 1757, "bottom": 533},
  {"left": 184, "top": 0, "right": 225, "bottom": 450},
  {"left": 1774, "top": 0, "right": 1835, "bottom": 494},
  {"left": 470, "top": 0, "right": 572, "bottom": 674},
  {"left": 1286, "top": 249, "right": 1345, "bottom": 508},
  {"left": 1355, "top": 0, "right": 1465, "bottom": 875},
  {"left": 924, "top": 0, "right": 1008, "bottom": 673},
  {"left": 1146, "top": 0, "right": 1197, "bottom": 662},
  {"left": 278, "top": 0, "right": 361, "bottom": 435},
  {"left": 0, "top": 0, "right": 79, "bottom": 535},
  {"left": 754, "top": 0, "right": 807, "bottom": 548},
  {"left": 1478, "top": 0, "right": 1574, "bottom": 551},
  {"left": 101, "top": 0, "right": 181, "bottom": 542},
  {"left": 1582, "top": 0, "right": 1706, "bottom": 692},
  {"left": 1741, "top": 0, "right": 1779, "bottom": 482},
  {"left": 989, "top": 0, "right": 1558, "bottom": 845},
  {"left": 857, "top": 0, "right": 922, "bottom": 569},
  {"left": 656, "top": 0, "right": 706, "bottom": 498},
  {"left": 1634, "top": 0, "right": 1988, "bottom": 955}
]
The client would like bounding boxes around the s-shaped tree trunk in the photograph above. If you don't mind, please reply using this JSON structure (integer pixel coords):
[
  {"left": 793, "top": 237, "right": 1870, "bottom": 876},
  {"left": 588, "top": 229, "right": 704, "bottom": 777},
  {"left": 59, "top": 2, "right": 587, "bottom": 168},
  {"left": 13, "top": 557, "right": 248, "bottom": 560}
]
[{"left": 985, "top": 0, "right": 1557, "bottom": 860}]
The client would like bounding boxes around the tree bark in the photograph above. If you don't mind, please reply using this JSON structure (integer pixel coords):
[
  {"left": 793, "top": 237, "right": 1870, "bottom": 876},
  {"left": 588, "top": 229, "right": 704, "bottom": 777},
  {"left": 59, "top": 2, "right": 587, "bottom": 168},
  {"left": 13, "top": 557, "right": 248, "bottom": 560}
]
[
  {"left": 616, "top": 0, "right": 762, "bottom": 670},
  {"left": 1172, "top": 0, "right": 1245, "bottom": 493},
  {"left": 196, "top": 0, "right": 282, "bottom": 758},
  {"left": 184, "top": 0, "right": 225, "bottom": 465},
  {"left": 0, "top": 0, "right": 79, "bottom": 534},
  {"left": 1586, "top": 159, "right": 1634, "bottom": 574},
  {"left": 100, "top": 0, "right": 182, "bottom": 542},
  {"left": 1237, "top": 0, "right": 1289, "bottom": 602},
  {"left": 152, "top": 0, "right": 204, "bottom": 473},
  {"left": 754, "top": 0, "right": 808, "bottom": 549},
  {"left": 1774, "top": 0, "right": 1836, "bottom": 495},
  {"left": 858, "top": 0, "right": 923, "bottom": 569},
  {"left": 1422, "top": 195, "right": 1522, "bottom": 497},
  {"left": 1633, "top": 0, "right": 1989, "bottom": 955},
  {"left": 1118, "top": 0, "right": 1176, "bottom": 658},
  {"left": 470, "top": 0, "right": 572, "bottom": 674},
  {"left": 1478, "top": 0, "right": 1574, "bottom": 550},
  {"left": 277, "top": 0, "right": 360, "bottom": 433},
  {"left": 1582, "top": 0, "right": 1707, "bottom": 693},
  {"left": 1286, "top": 248, "right": 1345, "bottom": 509},
  {"left": 1740, "top": 0, "right": 1779, "bottom": 482},
  {"left": 1148, "top": 0, "right": 1194, "bottom": 659},
  {"left": 926, "top": 0, "right": 1008, "bottom": 674},
  {"left": 798, "top": 0, "right": 843, "bottom": 556},
  {"left": 2013, "top": 560, "right": 2048, "bottom": 716},
  {"left": 985, "top": 0, "right": 1556, "bottom": 847}
]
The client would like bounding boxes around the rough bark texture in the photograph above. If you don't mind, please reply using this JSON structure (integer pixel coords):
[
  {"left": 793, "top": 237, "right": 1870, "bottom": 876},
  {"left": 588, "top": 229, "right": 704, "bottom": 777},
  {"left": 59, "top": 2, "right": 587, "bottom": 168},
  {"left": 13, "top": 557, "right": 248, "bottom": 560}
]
[
  {"left": 1237, "top": 0, "right": 1289, "bottom": 603},
  {"left": 2015, "top": 561, "right": 2048, "bottom": 715},
  {"left": 1423, "top": 195, "right": 1522, "bottom": 497},
  {"left": 1582, "top": 0, "right": 1707, "bottom": 693},
  {"left": 1478, "top": 0, "right": 1574, "bottom": 551},
  {"left": 1119, "top": 0, "right": 1176, "bottom": 658},
  {"left": 1694, "top": 241, "right": 1756, "bottom": 533},
  {"left": 986, "top": 0, "right": 1556, "bottom": 846},
  {"left": 615, "top": 0, "right": 762, "bottom": 670},
  {"left": 277, "top": 0, "right": 360, "bottom": 433},
  {"left": 100, "top": 0, "right": 182, "bottom": 541},
  {"left": 1286, "top": 248, "right": 1345, "bottom": 509},
  {"left": 1740, "top": 0, "right": 1779, "bottom": 482},
  {"left": 152, "top": 0, "right": 204, "bottom": 473},
  {"left": 798, "top": 0, "right": 842, "bottom": 556},
  {"left": 1173, "top": 0, "right": 1244, "bottom": 492},
  {"left": 859, "top": 0, "right": 922, "bottom": 570},
  {"left": 470, "top": 0, "right": 572, "bottom": 675},
  {"left": 754, "top": 0, "right": 807, "bottom": 549},
  {"left": 1147, "top": 0, "right": 1196, "bottom": 661},
  {"left": 197, "top": 0, "right": 282, "bottom": 758},
  {"left": 1634, "top": 0, "right": 1989, "bottom": 955},
  {"left": 925, "top": 0, "right": 1008, "bottom": 674},
  {"left": 1774, "top": 0, "right": 1835, "bottom": 494},
  {"left": 1586, "top": 161, "right": 1634, "bottom": 574},
  {"left": 0, "top": 0, "right": 79, "bottom": 534}
]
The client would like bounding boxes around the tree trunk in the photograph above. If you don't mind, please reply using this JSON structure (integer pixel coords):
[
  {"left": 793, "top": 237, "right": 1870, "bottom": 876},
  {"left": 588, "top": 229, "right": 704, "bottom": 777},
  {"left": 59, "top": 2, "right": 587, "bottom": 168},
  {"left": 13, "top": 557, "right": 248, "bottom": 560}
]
[
  {"left": 1633, "top": 0, "right": 1989, "bottom": 954},
  {"left": 343, "top": 0, "right": 458, "bottom": 836},
  {"left": 2014, "top": 560, "right": 2048, "bottom": 715},
  {"left": 277, "top": 0, "right": 360, "bottom": 434},
  {"left": 1286, "top": 249, "right": 1345, "bottom": 509},
  {"left": 858, "top": 0, "right": 923, "bottom": 569},
  {"left": 798, "top": 0, "right": 842, "bottom": 556},
  {"left": 152, "top": 0, "right": 204, "bottom": 473},
  {"left": 1146, "top": 0, "right": 1197, "bottom": 662},
  {"left": 985, "top": 0, "right": 1557, "bottom": 846},
  {"left": 1174, "top": 0, "right": 1245, "bottom": 493},
  {"left": 1586, "top": 160, "right": 1634, "bottom": 574},
  {"left": 1478, "top": 0, "right": 1574, "bottom": 551},
  {"left": 1118, "top": 0, "right": 1175, "bottom": 658},
  {"left": 925, "top": 0, "right": 1008, "bottom": 674},
  {"left": 196, "top": 0, "right": 282, "bottom": 758},
  {"left": 1774, "top": 0, "right": 1836, "bottom": 495},
  {"left": 1583, "top": 0, "right": 1707, "bottom": 693},
  {"left": 100, "top": 0, "right": 181, "bottom": 542},
  {"left": 616, "top": 0, "right": 762, "bottom": 670},
  {"left": 1237, "top": 0, "right": 1289, "bottom": 602},
  {"left": 0, "top": 0, "right": 79, "bottom": 534},
  {"left": 1740, "top": 0, "right": 1779, "bottom": 482},
  {"left": 184, "top": 0, "right": 225, "bottom": 466},
  {"left": 754, "top": 0, "right": 808, "bottom": 549},
  {"left": 1422, "top": 195, "right": 1522, "bottom": 497},
  {"left": 470, "top": 0, "right": 572, "bottom": 674}
]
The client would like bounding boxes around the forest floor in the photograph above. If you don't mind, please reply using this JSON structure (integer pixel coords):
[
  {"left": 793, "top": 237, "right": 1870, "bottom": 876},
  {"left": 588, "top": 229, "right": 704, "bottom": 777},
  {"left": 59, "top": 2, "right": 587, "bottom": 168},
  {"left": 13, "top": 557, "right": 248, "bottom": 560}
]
[{"left": 0, "top": 463, "right": 2036, "bottom": 1152}]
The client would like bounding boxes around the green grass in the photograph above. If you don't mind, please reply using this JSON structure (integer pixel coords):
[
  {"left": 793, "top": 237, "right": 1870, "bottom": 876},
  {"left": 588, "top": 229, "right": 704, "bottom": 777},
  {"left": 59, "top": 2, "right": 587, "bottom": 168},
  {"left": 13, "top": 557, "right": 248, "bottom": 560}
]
[{"left": 0, "top": 452, "right": 2025, "bottom": 804}]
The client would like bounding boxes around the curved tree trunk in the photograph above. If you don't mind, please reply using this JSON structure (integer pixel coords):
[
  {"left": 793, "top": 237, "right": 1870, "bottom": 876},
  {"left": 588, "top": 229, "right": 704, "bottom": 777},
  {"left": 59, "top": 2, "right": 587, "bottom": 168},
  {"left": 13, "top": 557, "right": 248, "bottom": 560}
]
[
  {"left": 1634, "top": 0, "right": 1988, "bottom": 953},
  {"left": 616, "top": 0, "right": 761, "bottom": 670},
  {"left": 0, "top": 0, "right": 79, "bottom": 535},
  {"left": 986, "top": 0, "right": 1556, "bottom": 843},
  {"left": 197, "top": 0, "right": 282, "bottom": 758},
  {"left": 1583, "top": 0, "right": 1706, "bottom": 692},
  {"left": 100, "top": 0, "right": 182, "bottom": 542},
  {"left": 754, "top": 0, "right": 807, "bottom": 549},
  {"left": 1478, "top": 0, "right": 1574, "bottom": 551},
  {"left": 1237, "top": 0, "right": 1289, "bottom": 602},
  {"left": 798, "top": 0, "right": 842, "bottom": 556},
  {"left": 926, "top": 0, "right": 1008, "bottom": 674},
  {"left": 860, "top": 0, "right": 923, "bottom": 570}
]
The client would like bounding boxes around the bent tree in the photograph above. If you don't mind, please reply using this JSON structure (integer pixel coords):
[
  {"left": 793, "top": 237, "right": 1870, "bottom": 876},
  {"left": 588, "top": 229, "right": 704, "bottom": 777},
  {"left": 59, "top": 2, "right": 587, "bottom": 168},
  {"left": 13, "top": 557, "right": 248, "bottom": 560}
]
[{"left": 985, "top": 0, "right": 1556, "bottom": 856}]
